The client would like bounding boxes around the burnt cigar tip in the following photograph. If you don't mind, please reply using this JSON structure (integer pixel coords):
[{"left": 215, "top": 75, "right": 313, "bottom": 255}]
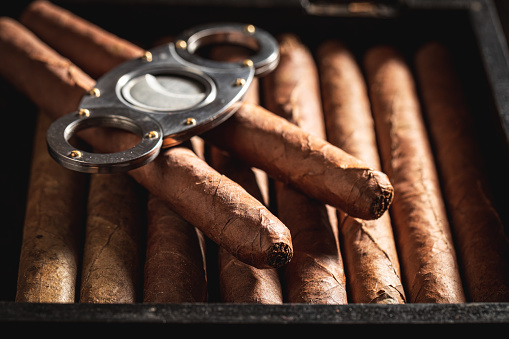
[{"left": 266, "top": 242, "right": 293, "bottom": 268}]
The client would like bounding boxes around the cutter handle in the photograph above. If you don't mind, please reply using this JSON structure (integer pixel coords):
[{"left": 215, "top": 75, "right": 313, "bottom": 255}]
[{"left": 46, "top": 107, "right": 163, "bottom": 173}]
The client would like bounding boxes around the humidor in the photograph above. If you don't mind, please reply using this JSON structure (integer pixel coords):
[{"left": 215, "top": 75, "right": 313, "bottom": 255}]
[{"left": 1, "top": 0, "right": 509, "bottom": 330}]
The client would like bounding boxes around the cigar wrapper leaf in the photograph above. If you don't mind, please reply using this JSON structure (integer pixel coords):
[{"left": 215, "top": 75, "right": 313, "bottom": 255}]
[
  {"left": 317, "top": 40, "right": 405, "bottom": 304},
  {"left": 263, "top": 33, "right": 347, "bottom": 304}
]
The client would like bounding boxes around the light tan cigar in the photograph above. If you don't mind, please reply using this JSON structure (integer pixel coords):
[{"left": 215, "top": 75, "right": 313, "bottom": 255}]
[
  {"left": 364, "top": 45, "right": 466, "bottom": 303},
  {"left": 143, "top": 192, "right": 208, "bottom": 303},
  {"left": 16, "top": 112, "right": 87, "bottom": 303},
  {"left": 415, "top": 42, "right": 509, "bottom": 302},
  {"left": 0, "top": 17, "right": 293, "bottom": 270},
  {"left": 79, "top": 173, "right": 144, "bottom": 303},
  {"left": 263, "top": 33, "right": 347, "bottom": 304},
  {"left": 317, "top": 40, "right": 405, "bottom": 304}
]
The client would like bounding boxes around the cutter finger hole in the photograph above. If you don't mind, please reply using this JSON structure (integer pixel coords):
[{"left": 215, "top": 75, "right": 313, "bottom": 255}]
[{"left": 47, "top": 108, "right": 163, "bottom": 173}]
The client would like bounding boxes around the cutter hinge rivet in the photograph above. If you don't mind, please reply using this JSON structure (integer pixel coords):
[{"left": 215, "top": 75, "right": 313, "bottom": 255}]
[
  {"left": 244, "top": 24, "right": 256, "bottom": 34},
  {"left": 176, "top": 40, "right": 187, "bottom": 49},
  {"left": 142, "top": 51, "right": 153, "bottom": 62},
  {"left": 234, "top": 78, "right": 246, "bottom": 86},
  {"left": 146, "top": 130, "right": 159, "bottom": 139},
  {"left": 242, "top": 59, "right": 253, "bottom": 67},
  {"left": 78, "top": 108, "right": 90, "bottom": 117},
  {"left": 185, "top": 118, "right": 196, "bottom": 126},
  {"left": 69, "top": 150, "right": 82, "bottom": 158},
  {"left": 89, "top": 88, "right": 101, "bottom": 97}
]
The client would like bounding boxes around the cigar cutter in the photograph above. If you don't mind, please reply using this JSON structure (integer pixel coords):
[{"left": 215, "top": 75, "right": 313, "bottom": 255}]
[{"left": 46, "top": 23, "right": 279, "bottom": 173}]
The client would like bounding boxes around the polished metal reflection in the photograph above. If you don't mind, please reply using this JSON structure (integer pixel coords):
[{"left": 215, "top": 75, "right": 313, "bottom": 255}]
[{"left": 122, "top": 73, "right": 210, "bottom": 111}]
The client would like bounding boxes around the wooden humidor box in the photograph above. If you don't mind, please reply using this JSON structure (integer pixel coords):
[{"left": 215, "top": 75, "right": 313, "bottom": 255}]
[{"left": 1, "top": 0, "right": 509, "bottom": 331}]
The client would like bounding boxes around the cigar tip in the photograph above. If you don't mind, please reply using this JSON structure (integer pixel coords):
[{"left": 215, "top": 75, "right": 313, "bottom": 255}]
[
  {"left": 370, "top": 182, "right": 394, "bottom": 219},
  {"left": 266, "top": 242, "right": 293, "bottom": 268}
]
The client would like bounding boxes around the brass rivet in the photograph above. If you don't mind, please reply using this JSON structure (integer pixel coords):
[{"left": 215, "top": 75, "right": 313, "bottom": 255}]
[
  {"left": 176, "top": 40, "right": 187, "bottom": 49},
  {"left": 242, "top": 59, "right": 254, "bottom": 67},
  {"left": 78, "top": 108, "right": 90, "bottom": 117},
  {"left": 185, "top": 118, "right": 196, "bottom": 126},
  {"left": 142, "top": 51, "right": 153, "bottom": 62},
  {"left": 69, "top": 150, "right": 82, "bottom": 158},
  {"left": 146, "top": 130, "right": 159, "bottom": 139},
  {"left": 244, "top": 24, "right": 255, "bottom": 34},
  {"left": 89, "top": 88, "right": 101, "bottom": 97},
  {"left": 235, "top": 78, "right": 246, "bottom": 86}
]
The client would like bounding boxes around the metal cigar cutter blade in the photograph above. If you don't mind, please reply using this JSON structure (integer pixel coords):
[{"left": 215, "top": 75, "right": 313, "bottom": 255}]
[{"left": 46, "top": 23, "right": 279, "bottom": 173}]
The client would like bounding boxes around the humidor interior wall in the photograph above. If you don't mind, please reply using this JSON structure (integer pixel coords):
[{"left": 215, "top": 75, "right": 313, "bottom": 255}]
[{"left": 1, "top": 0, "right": 509, "bottom": 328}]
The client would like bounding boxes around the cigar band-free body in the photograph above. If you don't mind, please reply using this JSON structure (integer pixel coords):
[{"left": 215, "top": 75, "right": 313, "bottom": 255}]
[{"left": 46, "top": 22, "right": 279, "bottom": 173}]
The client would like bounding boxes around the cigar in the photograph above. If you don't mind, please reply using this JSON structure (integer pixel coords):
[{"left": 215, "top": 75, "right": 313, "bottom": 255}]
[
  {"left": 0, "top": 17, "right": 293, "bottom": 269},
  {"left": 140, "top": 37, "right": 208, "bottom": 303},
  {"left": 364, "top": 45, "right": 466, "bottom": 303},
  {"left": 415, "top": 42, "right": 509, "bottom": 302},
  {"left": 204, "top": 103, "right": 393, "bottom": 220},
  {"left": 0, "top": 17, "right": 95, "bottom": 120},
  {"left": 20, "top": 0, "right": 394, "bottom": 221},
  {"left": 79, "top": 173, "right": 144, "bottom": 303},
  {"left": 317, "top": 40, "right": 405, "bottom": 304},
  {"left": 144, "top": 192, "right": 208, "bottom": 303},
  {"left": 208, "top": 46, "right": 283, "bottom": 303},
  {"left": 210, "top": 147, "right": 284, "bottom": 303},
  {"left": 209, "top": 44, "right": 270, "bottom": 206},
  {"left": 263, "top": 34, "right": 347, "bottom": 304},
  {"left": 262, "top": 34, "right": 327, "bottom": 136},
  {"left": 16, "top": 112, "right": 87, "bottom": 303},
  {"left": 20, "top": 0, "right": 143, "bottom": 78}
]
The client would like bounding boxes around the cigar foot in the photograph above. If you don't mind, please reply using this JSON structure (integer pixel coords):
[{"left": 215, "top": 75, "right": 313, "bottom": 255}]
[
  {"left": 266, "top": 242, "right": 293, "bottom": 268},
  {"left": 371, "top": 178, "right": 394, "bottom": 219}
]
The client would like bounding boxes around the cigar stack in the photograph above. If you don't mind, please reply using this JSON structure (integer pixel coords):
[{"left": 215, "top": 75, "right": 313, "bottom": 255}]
[{"left": 2, "top": 1, "right": 509, "bottom": 306}]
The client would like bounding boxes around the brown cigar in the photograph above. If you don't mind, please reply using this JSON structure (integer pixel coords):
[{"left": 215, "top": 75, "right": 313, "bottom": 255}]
[
  {"left": 204, "top": 102, "right": 393, "bottom": 220},
  {"left": 20, "top": 0, "right": 143, "bottom": 78},
  {"left": 263, "top": 34, "right": 347, "bottom": 304},
  {"left": 317, "top": 40, "right": 405, "bottom": 304},
  {"left": 210, "top": 147, "right": 284, "bottom": 303},
  {"left": 142, "top": 37, "right": 208, "bottom": 303},
  {"left": 262, "top": 34, "right": 326, "bottom": 136},
  {"left": 79, "top": 173, "right": 144, "bottom": 303},
  {"left": 364, "top": 45, "right": 466, "bottom": 303},
  {"left": 208, "top": 46, "right": 283, "bottom": 303},
  {"left": 137, "top": 146, "right": 293, "bottom": 269},
  {"left": 20, "top": 1, "right": 393, "bottom": 221},
  {"left": 0, "top": 17, "right": 292, "bottom": 269},
  {"left": 143, "top": 192, "right": 208, "bottom": 303},
  {"left": 415, "top": 42, "right": 509, "bottom": 302},
  {"left": 16, "top": 112, "right": 87, "bottom": 303},
  {"left": 209, "top": 44, "right": 270, "bottom": 206},
  {"left": 217, "top": 245, "right": 282, "bottom": 303}
]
